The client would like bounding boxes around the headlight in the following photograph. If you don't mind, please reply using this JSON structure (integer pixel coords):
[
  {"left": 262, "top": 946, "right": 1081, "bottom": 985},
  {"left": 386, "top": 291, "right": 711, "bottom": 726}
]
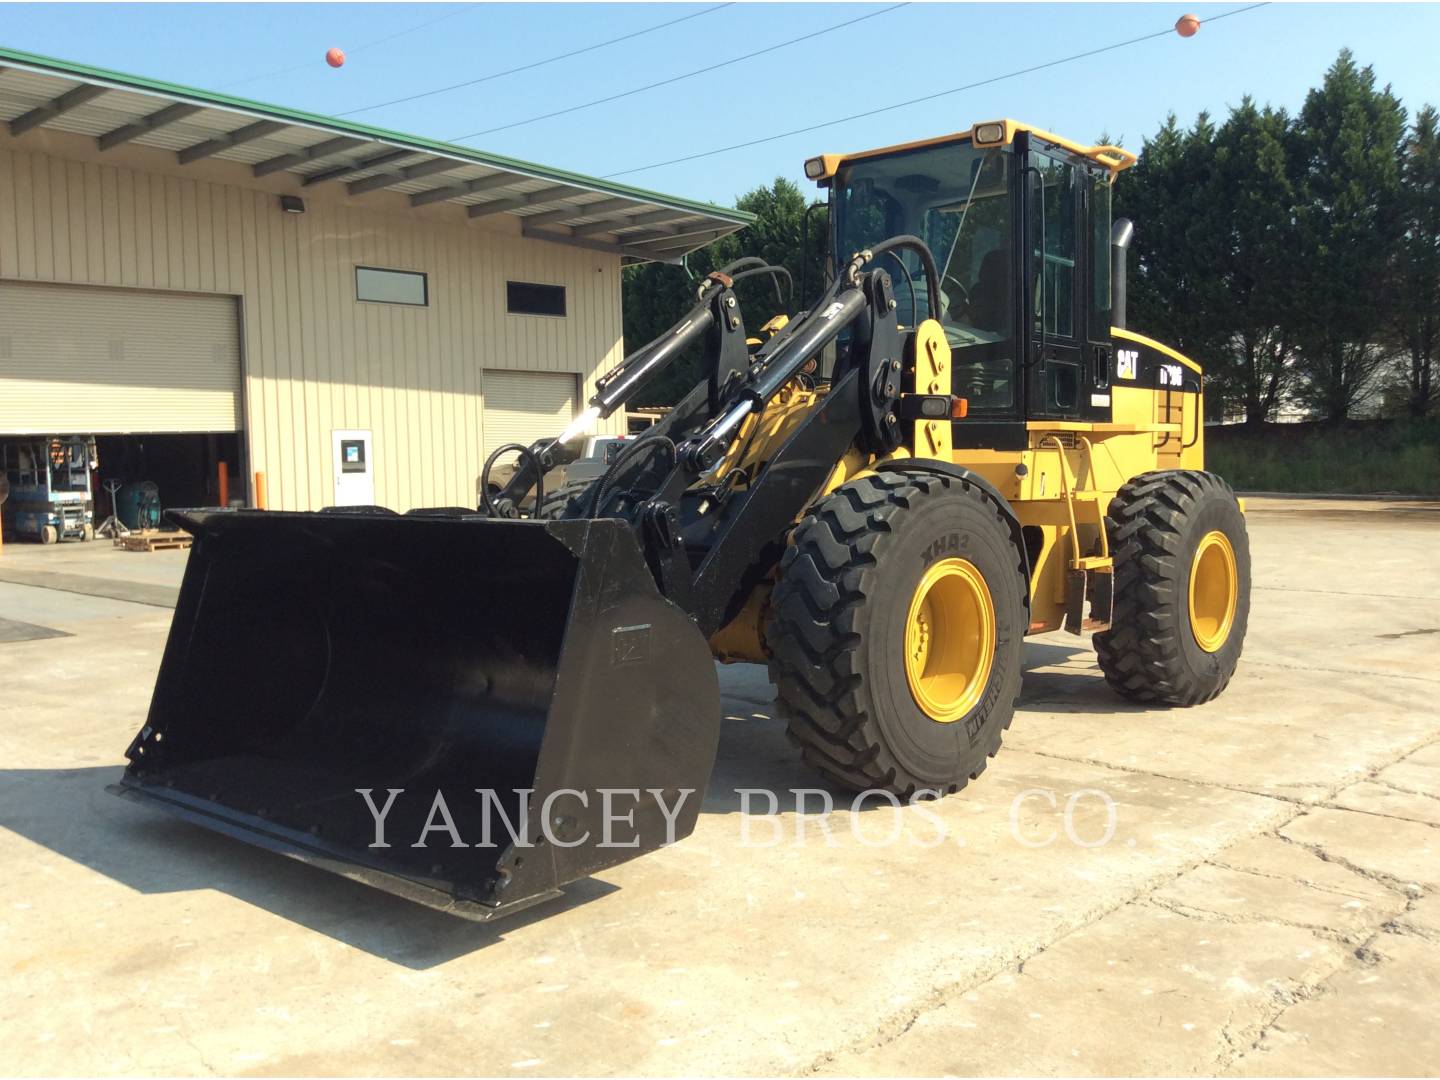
[{"left": 972, "top": 122, "right": 1006, "bottom": 146}]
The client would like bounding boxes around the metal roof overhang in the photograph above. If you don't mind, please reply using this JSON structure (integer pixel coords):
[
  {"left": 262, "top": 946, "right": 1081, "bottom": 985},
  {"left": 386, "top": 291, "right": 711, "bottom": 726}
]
[{"left": 0, "top": 45, "right": 752, "bottom": 264}]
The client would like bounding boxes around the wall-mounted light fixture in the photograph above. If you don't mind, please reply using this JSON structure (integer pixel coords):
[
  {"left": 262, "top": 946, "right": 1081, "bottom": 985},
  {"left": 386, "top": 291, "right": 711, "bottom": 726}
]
[{"left": 279, "top": 194, "right": 306, "bottom": 214}]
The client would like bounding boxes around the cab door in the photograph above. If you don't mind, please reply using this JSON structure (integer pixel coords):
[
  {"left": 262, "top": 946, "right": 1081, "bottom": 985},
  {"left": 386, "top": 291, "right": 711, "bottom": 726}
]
[{"left": 1025, "top": 148, "right": 1085, "bottom": 419}]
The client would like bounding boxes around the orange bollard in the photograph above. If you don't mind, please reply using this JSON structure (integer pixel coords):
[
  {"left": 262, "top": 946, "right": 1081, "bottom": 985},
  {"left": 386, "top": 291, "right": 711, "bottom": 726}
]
[
  {"left": 254, "top": 471, "right": 267, "bottom": 510},
  {"left": 217, "top": 461, "right": 229, "bottom": 508}
]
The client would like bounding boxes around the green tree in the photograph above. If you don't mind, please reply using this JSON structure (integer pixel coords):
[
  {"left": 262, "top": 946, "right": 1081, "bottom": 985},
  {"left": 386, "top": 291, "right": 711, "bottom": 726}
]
[
  {"left": 1120, "top": 113, "right": 1240, "bottom": 417},
  {"left": 1290, "top": 50, "right": 1407, "bottom": 420},
  {"left": 622, "top": 178, "right": 828, "bottom": 407},
  {"left": 1393, "top": 105, "right": 1440, "bottom": 417},
  {"left": 1208, "top": 99, "right": 1300, "bottom": 426}
]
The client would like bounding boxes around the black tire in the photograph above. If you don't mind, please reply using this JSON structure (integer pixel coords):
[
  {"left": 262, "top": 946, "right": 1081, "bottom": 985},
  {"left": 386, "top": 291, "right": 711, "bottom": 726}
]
[
  {"left": 1095, "top": 470, "right": 1250, "bottom": 705},
  {"left": 765, "top": 470, "right": 1027, "bottom": 798},
  {"left": 535, "top": 479, "right": 593, "bottom": 520}
]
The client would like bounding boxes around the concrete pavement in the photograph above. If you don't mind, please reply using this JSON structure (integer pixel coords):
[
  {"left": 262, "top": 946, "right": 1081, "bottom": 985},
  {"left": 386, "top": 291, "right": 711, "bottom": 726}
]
[{"left": 0, "top": 498, "right": 1437, "bottom": 1076}]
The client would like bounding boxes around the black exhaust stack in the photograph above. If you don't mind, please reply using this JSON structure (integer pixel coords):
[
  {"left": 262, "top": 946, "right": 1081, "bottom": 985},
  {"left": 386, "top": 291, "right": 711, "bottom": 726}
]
[{"left": 1111, "top": 218, "right": 1134, "bottom": 330}]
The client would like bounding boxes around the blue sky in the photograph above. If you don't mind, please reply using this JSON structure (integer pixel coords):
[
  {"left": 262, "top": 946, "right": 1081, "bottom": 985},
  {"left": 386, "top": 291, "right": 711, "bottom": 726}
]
[{"left": 2, "top": 3, "right": 1436, "bottom": 206}]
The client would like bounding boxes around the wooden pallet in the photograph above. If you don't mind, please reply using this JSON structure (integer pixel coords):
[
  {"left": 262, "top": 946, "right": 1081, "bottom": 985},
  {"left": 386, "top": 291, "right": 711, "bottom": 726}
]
[{"left": 115, "top": 530, "right": 193, "bottom": 552}]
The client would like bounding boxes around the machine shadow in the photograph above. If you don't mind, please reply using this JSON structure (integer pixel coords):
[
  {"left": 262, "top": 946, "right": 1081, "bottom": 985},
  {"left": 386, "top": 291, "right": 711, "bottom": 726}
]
[
  {"left": 3, "top": 647, "right": 1140, "bottom": 965},
  {"left": 0, "top": 765, "right": 616, "bottom": 970},
  {"left": 1016, "top": 639, "right": 1153, "bottom": 715},
  {"left": 702, "top": 640, "right": 1147, "bottom": 816}
]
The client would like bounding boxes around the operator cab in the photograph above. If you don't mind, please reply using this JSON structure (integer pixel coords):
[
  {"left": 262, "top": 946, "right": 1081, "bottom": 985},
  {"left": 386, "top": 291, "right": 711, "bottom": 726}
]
[{"left": 811, "top": 122, "right": 1137, "bottom": 442}]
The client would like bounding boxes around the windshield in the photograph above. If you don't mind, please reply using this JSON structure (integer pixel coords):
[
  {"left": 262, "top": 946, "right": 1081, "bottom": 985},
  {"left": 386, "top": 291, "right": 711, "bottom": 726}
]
[{"left": 834, "top": 141, "right": 1017, "bottom": 411}]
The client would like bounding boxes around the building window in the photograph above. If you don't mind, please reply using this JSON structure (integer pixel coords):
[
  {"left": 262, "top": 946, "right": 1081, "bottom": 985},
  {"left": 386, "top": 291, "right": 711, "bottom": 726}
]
[
  {"left": 356, "top": 266, "right": 428, "bottom": 306},
  {"left": 507, "top": 281, "right": 566, "bottom": 318}
]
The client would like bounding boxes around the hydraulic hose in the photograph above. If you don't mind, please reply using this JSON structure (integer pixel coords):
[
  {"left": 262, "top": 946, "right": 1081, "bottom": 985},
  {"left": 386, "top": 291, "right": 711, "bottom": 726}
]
[
  {"left": 730, "top": 264, "right": 793, "bottom": 310},
  {"left": 479, "top": 442, "right": 546, "bottom": 518},
  {"left": 881, "top": 252, "right": 918, "bottom": 327},
  {"left": 846, "top": 234, "right": 942, "bottom": 323},
  {"left": 587, "top": 435, "right": 678, "bottom": 517},
  {"left": 676, "top": 234, "right": 938, "bottom": 475}
]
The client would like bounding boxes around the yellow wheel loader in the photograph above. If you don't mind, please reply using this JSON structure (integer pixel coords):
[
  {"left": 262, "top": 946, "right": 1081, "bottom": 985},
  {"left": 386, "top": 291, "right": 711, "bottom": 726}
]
[{"left": 116, "top": 121, "right": 1250, "bottom": 920}]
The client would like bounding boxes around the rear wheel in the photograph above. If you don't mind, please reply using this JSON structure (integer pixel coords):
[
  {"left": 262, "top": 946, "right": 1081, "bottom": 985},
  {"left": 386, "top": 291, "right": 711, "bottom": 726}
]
[
  {"left": 1095, "top": 470, "right": 1250, "bottom": 704},
  {"left": 82, "top": 523, "right": 95, "bottom": 542},
  {"left": 766, "top": 471, "right": 1026, "bottom": 797},
  {"left": 41, "top": 525, "right": 57, "bottom": 545}
]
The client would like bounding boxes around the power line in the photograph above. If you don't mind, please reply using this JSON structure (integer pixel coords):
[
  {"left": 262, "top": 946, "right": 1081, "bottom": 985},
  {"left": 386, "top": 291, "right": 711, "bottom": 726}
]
[
  {"left": 602, "top": 2, "right": 1273, "bottom": 180},
  {"left": 334, "top": 3, "right": 735, "bottom": 117},
  {"left": 449, "top": 3, "right": 910, "bottom": 143},
  {"left": 217, "top": 4, "right": 485, "bottom": 91}
]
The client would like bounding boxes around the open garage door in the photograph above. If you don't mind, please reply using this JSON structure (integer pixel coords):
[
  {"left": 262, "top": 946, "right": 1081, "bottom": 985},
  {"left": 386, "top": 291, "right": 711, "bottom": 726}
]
[
  {"left": 482, "top": 369, "right": 578, "bottom": 454},
  {"left": 0, "top": 280, "right": 242, "bottom": 435}
]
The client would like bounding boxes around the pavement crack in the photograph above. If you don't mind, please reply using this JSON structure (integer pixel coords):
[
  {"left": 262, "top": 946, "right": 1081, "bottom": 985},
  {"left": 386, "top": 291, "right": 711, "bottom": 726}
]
[
  {"left": 1202, "top": 856, "right": 1384, "bottom": 903},
  {"left": 1382, "top": 914, "right": 1440, "bottom": 944},
  {"left": 1317, "top": 799, "right": 1440, "bottom": 831},
  {"left": 1020, "top": 748, "right": 1311, "bottom": 805},
  {"left": 1145, "top": 893, "right": 1370, "bottom": 943},
  {"left": 162, "top": 1012, "right": 219, "bottom": 1077},
  {"left": 1272, "top": 831, "right": 1422, "bottom": 900},
  {"left": 1370, "top": 776, "right": 1440, "bottom": 802},
  {"left": 1253, "top": 585, "right": 1440, "bottom": 602},
  {"left": 1241, "top": 659, "right": 1440, "bottom": 685}
]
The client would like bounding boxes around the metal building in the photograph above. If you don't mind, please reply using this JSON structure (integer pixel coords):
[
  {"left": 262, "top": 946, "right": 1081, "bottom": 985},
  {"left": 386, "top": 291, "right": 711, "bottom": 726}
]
[{"left": 0, "top": 46, "right": 749, "bottom": 515}]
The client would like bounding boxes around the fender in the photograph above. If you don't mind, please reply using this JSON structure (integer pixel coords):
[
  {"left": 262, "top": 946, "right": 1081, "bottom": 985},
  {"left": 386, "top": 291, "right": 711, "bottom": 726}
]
[{"left": 875, "top": 457, "right": 1030, "bottom": 612}]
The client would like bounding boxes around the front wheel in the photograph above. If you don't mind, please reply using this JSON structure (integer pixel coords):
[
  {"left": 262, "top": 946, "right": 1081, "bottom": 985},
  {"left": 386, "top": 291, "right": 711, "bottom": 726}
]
[
  {"left": 535, "top": 479, "right": 593, "bottom": 520},
  {"left": 1095, "top": 470, "right": 1250, "bottom": 705},
  {"left": 41, "top": 525, "right": 58, "bottom": 545},
  {"left": 765, "top": 470, "right": 1026, "bottom": 798}
]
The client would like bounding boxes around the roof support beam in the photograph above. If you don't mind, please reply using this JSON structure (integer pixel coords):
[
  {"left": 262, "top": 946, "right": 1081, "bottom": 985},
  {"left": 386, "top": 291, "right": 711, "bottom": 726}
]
[
  {"left": 628, "top": 223, "right": 739, "bottom": 249},
  {"left": 301, "top": 148, "right": 412, "bottom": 187},
  {"left": 97, "top": 102, "right": 204, "bottom": 151},
  {"left": 10, "top": 83, "right": 107, "bottom": 136},
  {"left": 571, "top": 209, "right": 695, "bottom": 239},
  {"left": 631, "top": 226, "right": 739, "bottom": 256},
  {"left": 519, "top": 225, "right": 659, "bottom": 262},
  {"left": 466, "top": 184, "right": 586, "bottom": 220},
  {"left": 409, "top": 171, "right": 527, "bottom": 208},
  {"left": 176, "top": 119, "right": 287, "bottom": 165},
  {"left": 252, "top": 136, "right": 365, "bottom": 178},
  {"left": 521, "top": 197, "right": 639, "bottom": 229},
  {"left": 347, "top": 156, "right": 461, "bottom": 196}
]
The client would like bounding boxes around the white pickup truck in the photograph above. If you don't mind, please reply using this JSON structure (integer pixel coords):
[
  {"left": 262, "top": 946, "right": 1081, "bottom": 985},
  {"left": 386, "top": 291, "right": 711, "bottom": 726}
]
[{"left": 477, "top": 435, "right": 630, "bottom": 511}]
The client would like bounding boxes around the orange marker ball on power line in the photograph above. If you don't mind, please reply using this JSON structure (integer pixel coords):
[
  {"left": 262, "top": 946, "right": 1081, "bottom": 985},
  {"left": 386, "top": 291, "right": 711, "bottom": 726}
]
[
  {"left": 325, "top": 47, "right": 346, "bottom": 68},
  {"left": 1175, "top": 13, "right": 1201, "bottom": 37}
]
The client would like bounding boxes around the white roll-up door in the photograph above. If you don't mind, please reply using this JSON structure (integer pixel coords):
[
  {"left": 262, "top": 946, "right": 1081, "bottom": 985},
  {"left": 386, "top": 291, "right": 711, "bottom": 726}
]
[
  {"left": 482, "top": 369, "right": 578, "bottom": 454},
  {"left": 0, "top": 280, "right": 242, "bottom": 434}
]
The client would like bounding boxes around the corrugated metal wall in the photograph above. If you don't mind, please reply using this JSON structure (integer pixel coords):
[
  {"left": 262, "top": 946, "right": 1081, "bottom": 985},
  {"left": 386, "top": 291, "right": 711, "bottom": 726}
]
[{"left": 0, "top": 142, "right": 626, "bottom": 511}]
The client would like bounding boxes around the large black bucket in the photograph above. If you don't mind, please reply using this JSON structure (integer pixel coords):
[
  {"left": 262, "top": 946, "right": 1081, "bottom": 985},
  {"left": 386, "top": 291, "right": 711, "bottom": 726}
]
[{"left": 113, "top": 509, "right": 721, "bottom": 920}]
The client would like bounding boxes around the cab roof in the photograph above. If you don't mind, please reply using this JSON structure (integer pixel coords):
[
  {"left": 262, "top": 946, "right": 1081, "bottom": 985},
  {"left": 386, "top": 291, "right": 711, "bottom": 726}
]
[{"left": 807, "top": 120, "right": 1137, "bottom": 182}]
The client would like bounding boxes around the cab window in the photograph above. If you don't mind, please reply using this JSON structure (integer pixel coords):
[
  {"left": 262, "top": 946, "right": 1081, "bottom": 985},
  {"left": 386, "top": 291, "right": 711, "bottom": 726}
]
[
  {"left": 1089, "top": 174, "right": 1113, "bottom": 342},
  {"left": 1030, "top": 155, "right": 1078, "bottom": 340},
  {"left": 833, "top": 142, "right": 1018, "bottom": 413}
]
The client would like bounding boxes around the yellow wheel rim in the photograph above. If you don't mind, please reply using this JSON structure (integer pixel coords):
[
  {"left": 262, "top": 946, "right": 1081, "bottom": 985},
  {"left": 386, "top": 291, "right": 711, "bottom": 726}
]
[
  {"left": 903, "top": 557, "right": 996, "bottom": 722},
  {"left": 1188, "top": 530, "right": 1237, "bottom": 653}
]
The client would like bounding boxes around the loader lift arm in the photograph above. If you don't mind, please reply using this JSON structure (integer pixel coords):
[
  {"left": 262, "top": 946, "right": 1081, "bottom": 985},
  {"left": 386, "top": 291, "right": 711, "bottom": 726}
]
[
  {"left": 556, "top": 234, "right": 948, "bottom": 636},
  {"left": 480, "top": 258, "right": 793, "bottom": 518}
]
